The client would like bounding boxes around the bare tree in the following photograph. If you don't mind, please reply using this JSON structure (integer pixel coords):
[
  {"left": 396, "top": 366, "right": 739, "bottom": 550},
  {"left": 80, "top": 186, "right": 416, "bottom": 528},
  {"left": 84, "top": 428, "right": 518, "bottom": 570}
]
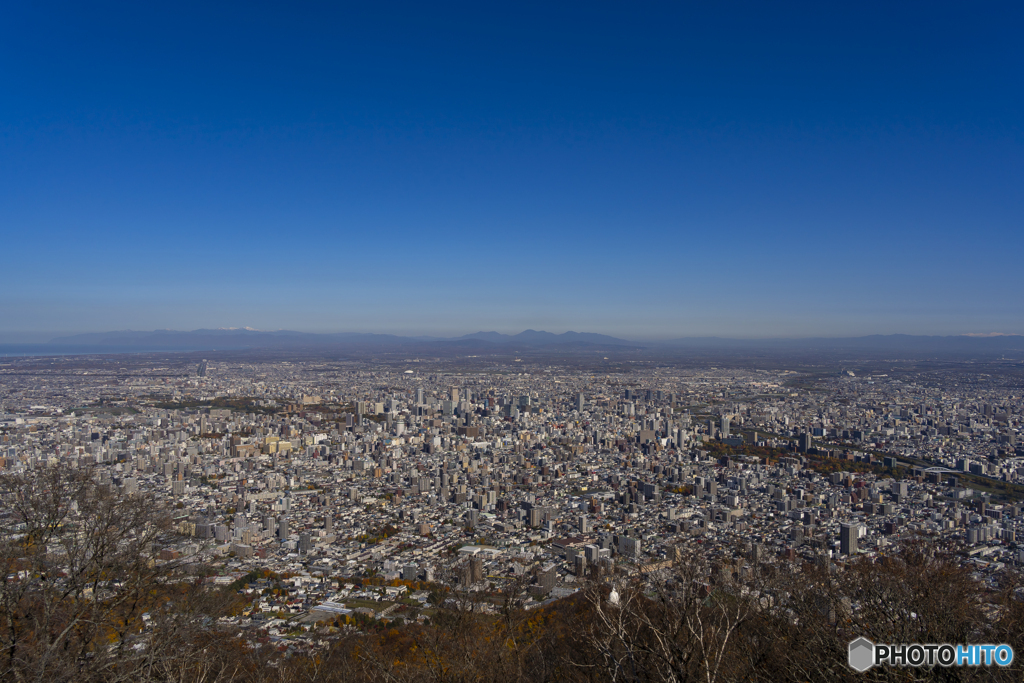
[
  {"left": 0, "top": 466, "right": 195, "bottom": 682},
  {"left": 775, "top": 544, "right": 1021, "bottom": 683},
  {"left": 577, "top": 550, "right": 769, "bottom": 683}
]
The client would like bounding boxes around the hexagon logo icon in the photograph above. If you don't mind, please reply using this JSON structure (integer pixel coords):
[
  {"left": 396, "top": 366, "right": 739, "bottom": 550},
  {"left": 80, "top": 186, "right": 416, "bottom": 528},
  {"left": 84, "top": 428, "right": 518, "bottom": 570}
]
[{"left": 848, "top": 637, "right": 875, "bottom": 672}]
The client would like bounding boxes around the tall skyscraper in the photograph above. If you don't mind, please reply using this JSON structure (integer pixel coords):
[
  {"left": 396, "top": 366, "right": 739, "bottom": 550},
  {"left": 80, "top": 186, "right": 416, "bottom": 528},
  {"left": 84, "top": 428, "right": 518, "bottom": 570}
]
[
  {"left": 840, "top": 523, "right": 858, "bottom": 556},
  {"left": 799, "top": 432, "right": 813, "bottom": 452}
]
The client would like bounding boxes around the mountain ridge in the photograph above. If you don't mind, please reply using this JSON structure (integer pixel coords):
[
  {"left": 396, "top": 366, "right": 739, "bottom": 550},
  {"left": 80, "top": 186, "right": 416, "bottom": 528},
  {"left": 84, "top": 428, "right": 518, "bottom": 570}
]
[
  {"left": 47, "top": 328, "right": 640, "bottom": 350},
  {"left": 43, "top": 329, "right": 1024, "bottom": 356}
]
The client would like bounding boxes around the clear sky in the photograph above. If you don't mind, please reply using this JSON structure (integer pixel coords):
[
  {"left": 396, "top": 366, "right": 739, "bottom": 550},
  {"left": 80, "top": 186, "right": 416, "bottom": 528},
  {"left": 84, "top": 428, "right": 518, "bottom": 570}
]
[{"left": 2, "top": 1, "right": 1022, "bottom": 340}]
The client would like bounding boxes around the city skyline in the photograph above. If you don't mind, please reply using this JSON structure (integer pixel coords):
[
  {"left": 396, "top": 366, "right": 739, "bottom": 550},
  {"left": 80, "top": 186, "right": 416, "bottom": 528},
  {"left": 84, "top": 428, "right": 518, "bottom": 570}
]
[
  {"left": 3, "top": 2, "right": 1023, "bottom": 337},
  {"left": 2, "top": 339, "right": 1023, "bottom": 679}
]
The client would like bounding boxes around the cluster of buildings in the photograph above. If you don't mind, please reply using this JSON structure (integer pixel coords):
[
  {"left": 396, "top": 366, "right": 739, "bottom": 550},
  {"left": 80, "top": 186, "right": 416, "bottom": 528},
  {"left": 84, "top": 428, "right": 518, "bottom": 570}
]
[{"left": 1, "top": 352, "right": 1023, "bottom": 640}]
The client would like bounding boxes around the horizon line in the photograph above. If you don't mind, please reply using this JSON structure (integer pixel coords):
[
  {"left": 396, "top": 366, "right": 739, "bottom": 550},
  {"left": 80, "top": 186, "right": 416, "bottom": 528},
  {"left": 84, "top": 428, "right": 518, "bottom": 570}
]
[{"left": 2, "top": 328, "right": 1022, "bottom": 344}]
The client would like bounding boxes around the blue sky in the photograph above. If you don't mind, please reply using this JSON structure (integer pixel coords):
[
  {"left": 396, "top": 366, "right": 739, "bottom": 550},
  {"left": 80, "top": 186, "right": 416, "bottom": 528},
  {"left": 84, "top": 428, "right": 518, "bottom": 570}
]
[{"left": 2, "top": 1, "right": 1022, "bottom": 340}]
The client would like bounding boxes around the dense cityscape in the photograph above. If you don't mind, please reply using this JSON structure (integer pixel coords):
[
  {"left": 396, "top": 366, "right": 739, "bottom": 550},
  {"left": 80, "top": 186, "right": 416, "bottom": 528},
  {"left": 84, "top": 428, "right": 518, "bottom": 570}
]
[{"left": 3, "top": 346, "right": 1023, "bottom": 671}]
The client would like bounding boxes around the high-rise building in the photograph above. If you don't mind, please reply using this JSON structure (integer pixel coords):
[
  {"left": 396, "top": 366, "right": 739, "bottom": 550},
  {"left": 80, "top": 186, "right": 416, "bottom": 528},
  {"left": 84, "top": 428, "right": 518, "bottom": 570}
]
[
  {"left": 721, "top": 415, "right": 730, "bottom": 439},
  {"left": 618, "top": 535, "right": 641, "bottom": 556},
  {"left": 576, "top": 393, "right": 584, "bottom": 411},
  {"left": 840, "top": 523, "right": 858, "bottom": 556},
  {"left": 537, "top": 566, "right": 556, "bottom": 592},
  {"left": 798, "top": 432, "right": 813, "bottom": 453},
  {"left": 470, "top": 557, "right": 484, "bottom": 583}
]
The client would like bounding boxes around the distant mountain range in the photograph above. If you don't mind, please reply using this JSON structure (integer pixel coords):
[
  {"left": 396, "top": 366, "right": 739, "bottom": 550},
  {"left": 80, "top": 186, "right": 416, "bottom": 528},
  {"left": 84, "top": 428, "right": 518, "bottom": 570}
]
[
  {"left": 37, "top": 329, "right": 1024, "bottom": 359},
  {"left": 46, "top": 328, "right": 642, "bottom": 351},
  {"left": 456, "top": 330, "right": 636, "bottom": 346}
]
